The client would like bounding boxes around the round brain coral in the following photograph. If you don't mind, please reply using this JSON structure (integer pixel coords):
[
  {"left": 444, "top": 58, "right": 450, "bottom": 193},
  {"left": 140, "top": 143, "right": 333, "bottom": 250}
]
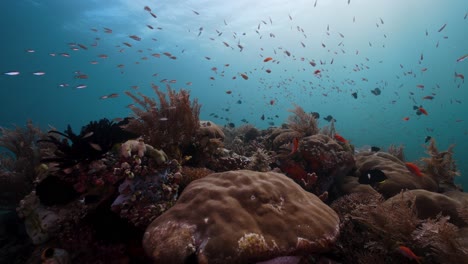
[
  {"left": 142, "top": 170, "right": 340, "bottom": 264},
  {"left": 355, "top": 152, "right": 438, "bottom": 198}
]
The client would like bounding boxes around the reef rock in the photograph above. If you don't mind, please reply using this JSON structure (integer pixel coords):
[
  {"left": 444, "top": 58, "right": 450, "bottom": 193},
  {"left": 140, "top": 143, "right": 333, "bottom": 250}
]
[
  {"left": 354, "top": 152, "right": 438, "bottom": 198},
  {"left": 384, "top": 189, "right": 468, "bottom": 227},
  {"left": 299, "top": 134, "right": 355, "bottom": 194},
  {"left": 143, "top": 170, "right": 340, "bottom": 264}
]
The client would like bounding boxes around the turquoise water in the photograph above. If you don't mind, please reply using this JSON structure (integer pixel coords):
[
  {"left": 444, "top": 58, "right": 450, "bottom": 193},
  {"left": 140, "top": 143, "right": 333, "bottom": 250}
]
[{"left": 1, "top": 0, "right": 467, "bottom": 187}]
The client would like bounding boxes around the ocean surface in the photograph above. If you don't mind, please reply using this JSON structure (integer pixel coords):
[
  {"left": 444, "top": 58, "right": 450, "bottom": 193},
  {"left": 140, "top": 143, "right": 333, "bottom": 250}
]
[{"left": 1, "top": 0, "right": 467, "bottom": 188}]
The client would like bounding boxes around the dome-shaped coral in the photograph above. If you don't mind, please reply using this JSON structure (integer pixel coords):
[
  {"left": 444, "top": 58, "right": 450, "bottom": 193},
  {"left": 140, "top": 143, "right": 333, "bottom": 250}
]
[
  {"left": 143, "top": 170, "right": 340, "bottom": 264},
  {"left": 354, "top": 152, "right": 438, "bottom": 198}
]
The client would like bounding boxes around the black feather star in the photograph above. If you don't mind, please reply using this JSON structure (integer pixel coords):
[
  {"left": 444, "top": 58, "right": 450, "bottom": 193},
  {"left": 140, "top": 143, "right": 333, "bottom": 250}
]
[{"left": 38, "top": 118, "right": 136, "bottom": 169}]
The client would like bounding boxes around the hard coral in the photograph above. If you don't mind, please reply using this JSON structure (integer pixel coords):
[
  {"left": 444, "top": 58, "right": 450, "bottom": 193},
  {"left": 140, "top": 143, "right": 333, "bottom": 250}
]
[
  {"left": 143, "top": 170, "right": 340, "bottom": 264},
  {"left": 354, "top": 152, "right": 438, "bottom": 198},
  {"left": 298, "top": 134, "right": 355, "bottom": 195},
  {"left": 124, "top": 86, "right": 201, "bottom": 159}
]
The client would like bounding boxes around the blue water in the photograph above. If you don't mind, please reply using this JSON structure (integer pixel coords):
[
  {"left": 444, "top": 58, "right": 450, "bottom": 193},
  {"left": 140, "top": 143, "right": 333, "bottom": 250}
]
[{"left": 1, "top": 0, "right": 467, "bottom": 187}]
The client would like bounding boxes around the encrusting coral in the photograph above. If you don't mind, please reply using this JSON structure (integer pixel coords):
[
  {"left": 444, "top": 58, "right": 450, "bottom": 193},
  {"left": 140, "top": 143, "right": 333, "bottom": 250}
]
[
  {"left": 124, "top": 86, "right": 201, "bottom": 160},
  {"left": 143, "top": 170, "right": 340, "bottom": 264}
]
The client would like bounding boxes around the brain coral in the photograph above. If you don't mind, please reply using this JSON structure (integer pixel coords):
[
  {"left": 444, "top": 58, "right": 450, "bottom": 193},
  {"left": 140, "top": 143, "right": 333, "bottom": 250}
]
[
  {"left": 143, "top": 170, "right": 340, "bottom": 264},
  {"left": 355, "top": 152, "right": 438, "bottom": 198}
]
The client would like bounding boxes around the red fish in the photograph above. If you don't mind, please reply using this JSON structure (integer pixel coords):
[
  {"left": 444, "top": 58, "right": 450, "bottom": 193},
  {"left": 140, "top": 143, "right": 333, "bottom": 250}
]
[
  {"left": 334, "top": 133, "right": 348, "bottom": 143},
  {"left": 314, "top": 69, "right": 321, "bottom": 75},
  {"left": 403, "top": 117, "right": 410, "bottom": 121},
  {"left": 263, "top": 57, "right": 273, "bottom": 62},
  {"left": 397, "top": 246, "right": 422, "bottom": 264},
  {"left": 419, "top": 107, "right": 428, "bottom": 115},
  {"left": 240, "top": 73, "right": 249, "bottom": 80},
  {"left": 290, "top": 137, "right": 299, "bottom": 154},
  {"left": 455, "top": 72, "right": 465, "bottom": 82},
  {"left": 405, "top": 162, "right": 423, "bottom": 177}
]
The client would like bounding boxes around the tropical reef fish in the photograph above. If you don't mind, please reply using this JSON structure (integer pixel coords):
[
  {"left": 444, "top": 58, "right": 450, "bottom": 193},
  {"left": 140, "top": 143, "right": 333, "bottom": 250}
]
[
  {"left": 397, "top": 246, "right": 422, "bottom": 264},
  {"left": 3, "top": 71, "right": 20, "bottom": 76},
  {"left": 334, "top": 133, "right": 348, "bottom": 143},
  {"left": 456, "top": 54, "right": 468, "bottom": 62},
  {"left": 100, "top": 93, "right": 119, "bottom": 99},
  {"left": 323, "top": 115, "right": 336, "bottom": 122},
  {"left": 437, "top": 23, "right": 447, "bottom": 32},
  {"left": 425, "top": 136, "right": 432, "bottom": 143},
  {"left": 371, "top": 88, "right": 381, "bottom": 95},
  {"left": 405, "top": 162, "right": 423, "bottom": 177}
]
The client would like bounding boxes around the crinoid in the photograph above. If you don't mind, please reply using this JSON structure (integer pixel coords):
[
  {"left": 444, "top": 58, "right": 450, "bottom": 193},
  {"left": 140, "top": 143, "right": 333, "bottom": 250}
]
[{"left": 39, "top": 118, "right": 135, "bottom": 169}]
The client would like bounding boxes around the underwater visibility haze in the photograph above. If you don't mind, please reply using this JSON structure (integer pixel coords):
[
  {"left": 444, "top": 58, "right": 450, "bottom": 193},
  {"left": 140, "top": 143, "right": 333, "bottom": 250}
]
[{"left": 1, "top": 0, "right": 468, "bottom": 263}]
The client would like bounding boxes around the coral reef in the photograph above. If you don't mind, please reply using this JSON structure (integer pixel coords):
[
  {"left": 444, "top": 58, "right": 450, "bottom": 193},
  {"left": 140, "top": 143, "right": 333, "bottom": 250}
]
[
  {"left": 39, "top": 118, "right": 134, "bottom": 170},
  {"left": 4, "top": 100, "right": 468, "bottom": 264},
  {"left": 143, "top": 170, "right": 340, "bottom": 264},
  {"left": 331, "top": 190, "right": 468, "bottom": 263},
  {"left": 124, "top": 86, "right": 201, "bottom": 159},
  {"left": 0, "top": 121, "right": 45, "bottom": 209},
  {"left": 384, "top": 189, "right": 468, "bottom": 227},
  {"left": 387, "top": 144, "right": 405, "bottom": 162},
  {"left": 352, "top": 151, "right": 438, "bottom": 198},
  {"left": 421, "top": 138, "right": 461, "bottom": 191},
  {"left": 287, "top": 105, "right": 320, "bottom": 137}
]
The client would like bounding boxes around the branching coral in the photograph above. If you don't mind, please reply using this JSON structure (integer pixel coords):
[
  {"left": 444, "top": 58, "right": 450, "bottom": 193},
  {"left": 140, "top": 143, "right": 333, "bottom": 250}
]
[
  {"left": 421, "top": 138, "right": 460, "bottom": 190},
  {"left": 0, "top": 121, "right": 44, "bottom": 209},
  {"left": 124, "top": 86, "right": 201, "bottom": 159}
]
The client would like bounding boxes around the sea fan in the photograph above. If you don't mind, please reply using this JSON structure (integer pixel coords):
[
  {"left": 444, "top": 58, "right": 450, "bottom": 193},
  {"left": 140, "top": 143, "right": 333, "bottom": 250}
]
[
  {"left": 124, "top": 86, "right": 201, "bottom": 158},
  {"left": 287, "top": 105, "right": 319, "bottom": 137},
  {"left": 0, "top": 121, "right": 44, "bottom": 208}
]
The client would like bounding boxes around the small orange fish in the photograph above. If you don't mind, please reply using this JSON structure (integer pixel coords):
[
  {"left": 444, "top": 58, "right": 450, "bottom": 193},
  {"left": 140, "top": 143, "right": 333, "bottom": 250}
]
[
  {"left": 334, "top": 133, "right": 348, "bottom": 143},
  {"left": 405, "top": 162, "right": 423, "bottom": 177},
  {"left": 263, "top": 57, "right": 273, "bottom": 62},
  {"left": 290, "top": 137, "right": 299, "bottom": 154},
  {"left": 397, "top": 246, "right": 422, "bottom": 264},
  {"left": 240, "top": 73, "right": 249, "bottom": 80},
  {"left": 403, "top": 117, "right": 410, "bottom": 121},
  {"left": 455, "top": 72, "right": 465, "bottom": 82},
  {"left": 419, "top": 107, "right": 428, "bottom": 115}
]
